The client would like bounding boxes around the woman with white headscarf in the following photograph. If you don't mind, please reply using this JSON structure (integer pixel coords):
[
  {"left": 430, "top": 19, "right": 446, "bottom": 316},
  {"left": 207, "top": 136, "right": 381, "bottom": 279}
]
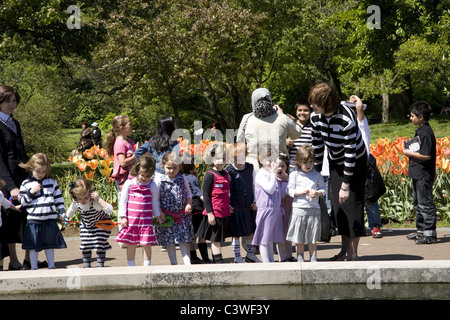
[{"left": 237, "top": 88, "right": 302, "bottom": 171}]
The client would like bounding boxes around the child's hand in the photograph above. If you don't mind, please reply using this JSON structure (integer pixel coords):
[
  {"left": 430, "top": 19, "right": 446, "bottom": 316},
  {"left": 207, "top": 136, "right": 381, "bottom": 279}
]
[
  {"left": 251, "top": 202, "right": 257, "bottom": 211},
  {"left": 120, "top": 217, "right": 128, "bottom": 228},
  {"left": 10, "top": 204, "right": 22, "bottom": 212},
  {"left": 155, "top": 215, "right": 164, "bottom": 224},
  {"left": 30, "top": 182, "right": 41, "bottom": 194},
  {"left": 309, "top": 189, "right": 321, "bottom": 198},
  {"left": 185, "top": 203, "right": 192, "bottom": 215},
  {"left": 277, "top": 171, "right": 288, "bottom": 181},
  {"left": 207, "top": 212, "right": 216, "bottom": 226},
  {"left": 91, "top": 191, "right": 99, "bottom": 202}
]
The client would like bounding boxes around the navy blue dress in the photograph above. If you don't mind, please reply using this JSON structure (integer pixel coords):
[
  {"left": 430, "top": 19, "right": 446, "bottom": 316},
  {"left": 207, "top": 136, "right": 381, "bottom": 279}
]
[{"left": 226, "top": 163, "right": 257, "bottom": 237}]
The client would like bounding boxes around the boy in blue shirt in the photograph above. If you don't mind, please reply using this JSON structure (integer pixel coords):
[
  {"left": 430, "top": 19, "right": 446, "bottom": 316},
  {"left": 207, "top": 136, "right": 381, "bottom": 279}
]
[{"left": 403, "top": 101, "right": 437, "bottom": 244}]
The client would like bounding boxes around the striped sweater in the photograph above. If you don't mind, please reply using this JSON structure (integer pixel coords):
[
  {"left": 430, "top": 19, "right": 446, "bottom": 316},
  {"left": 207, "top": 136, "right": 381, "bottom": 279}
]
[
  {"left": 19, "top": 177, "right": 66, "bottom": 220},
  {"left": 310, "top": 104, "right": 366, "bottom": 183}
]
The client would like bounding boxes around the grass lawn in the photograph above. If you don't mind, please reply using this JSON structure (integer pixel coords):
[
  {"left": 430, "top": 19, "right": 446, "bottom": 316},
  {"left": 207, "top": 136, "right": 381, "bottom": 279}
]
[{"left": 369, "top": 115, "right": 449, "bottom": 144}]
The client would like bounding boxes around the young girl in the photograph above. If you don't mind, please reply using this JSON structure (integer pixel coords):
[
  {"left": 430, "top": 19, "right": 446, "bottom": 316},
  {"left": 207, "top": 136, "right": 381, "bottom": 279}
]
[
  {"left": 156, "top": 151, "right": 194, "bottom": 265},
  {"left": 18, "top": 153, "right": 67, "bottom": 269},
  {"left": 115, "top": 153, "right": 161, "bottom": 266},
  {"left": 197, "top": 143, "right": 233, "bottom": 263},
  {"left": 277, "top": 154, "right": 296, "bottom": 262},
  {"left": 286, "top": 144, "right": 326, "bottom": 262},
  {"left": 181, "top": 162, "right": 209, "bottom": 264},
  {"left": 225, "top": 142, "right": 259, "bottom": 263},
  {"left": 106, "top": 114, "right": 135, "bottom": 193},
  {"left": 0, "top": 179, "right": 21, "bottom": 270},
  {"left": 252, "top": 144, "right": 287, "bottom": 263},
  {"left": 64, "top": 179, "right": 114, "bottom": 267}
]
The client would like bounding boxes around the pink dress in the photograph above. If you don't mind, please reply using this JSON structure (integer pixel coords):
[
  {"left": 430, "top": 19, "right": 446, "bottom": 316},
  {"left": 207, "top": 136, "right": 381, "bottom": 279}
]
[
  {"left": 111, "top": 137, "right": 134, "bottom": 191},
  {"left": 114, "top": 182, "right": 157, "bottom": 245}
]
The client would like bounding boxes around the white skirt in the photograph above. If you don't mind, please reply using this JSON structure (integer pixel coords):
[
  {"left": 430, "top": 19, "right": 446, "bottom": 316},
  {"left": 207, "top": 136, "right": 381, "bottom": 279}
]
[{"left": 286, "top": 207, "right": 321, "bottom": 244}]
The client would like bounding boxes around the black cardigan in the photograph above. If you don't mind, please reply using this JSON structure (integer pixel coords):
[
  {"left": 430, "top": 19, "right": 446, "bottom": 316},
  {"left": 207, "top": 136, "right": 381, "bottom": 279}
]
[{"left": 0, "top": 119, "right": 29, "bottom": 196}]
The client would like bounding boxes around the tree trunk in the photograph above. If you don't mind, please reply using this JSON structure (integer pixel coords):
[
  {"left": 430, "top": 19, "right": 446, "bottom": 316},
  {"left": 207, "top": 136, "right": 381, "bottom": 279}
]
[{"left": 380, "top": 75, "right": 389, "bottom": 123}]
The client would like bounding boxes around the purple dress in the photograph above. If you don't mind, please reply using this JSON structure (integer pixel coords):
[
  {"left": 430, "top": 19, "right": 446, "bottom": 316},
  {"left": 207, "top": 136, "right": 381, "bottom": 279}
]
[{"left": 252, "top": 169, "right": 287, "bottom": 245}]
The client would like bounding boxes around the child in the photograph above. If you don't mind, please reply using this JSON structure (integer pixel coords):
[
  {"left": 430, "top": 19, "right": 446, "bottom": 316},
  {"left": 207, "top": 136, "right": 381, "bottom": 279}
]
[
  {"left": 287, "top": 101, "right": 314, "bottom": 171},
  {"left": 181, "top": 162, "right": 209, "bottom": 264},
  {"left": 277, "top": 154, "right": 296, "bottom": 262},
  {"left": 252, "top": 144, "right": 287, "bottom": 263},
  {"left": 197, "top": 143, "right": 233, "bottom": 263},
  {"left": 226, "top": 142, "right": 260, "bottom": 263},
  {"left": 64, "top": 179, "right": 114, "bottom": 267},
  {"left": 115, "top": 153, "right": 161, "bottom": 266},
  {"left": 403, "top": 101, "right": 437, "bottom": 244},
  {"left": 0, "top": 179, "right": 21, "bottom": 270},
  {"left": 286, "top": 145, "right": 326, "bottom": 262},
  {"left": 106, "top": 114, "right": 135, "bottom": 193},
  {"left": 18, "top": 153, "right": 67, "bottom": 269},
  {"left": 156, "top": 151, "right": 194, "bottom": 265}
]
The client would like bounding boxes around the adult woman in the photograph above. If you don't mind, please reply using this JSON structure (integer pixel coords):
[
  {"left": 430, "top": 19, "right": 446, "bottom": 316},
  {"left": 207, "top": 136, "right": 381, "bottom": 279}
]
[
  {"left": 237, "top": 88, "right": 302, "bottom": 171},
  {"left": 79, "top": 122, "right": 94, "bottom": 152},
  {"left": 0, "top": 85, "right": 31, "bottom": 269},
  {"left": 134, "top": 116, "right": 180, "bottom": 181},
  {"left": 308, "top": 83, "right": 367, "bottom": 261}
]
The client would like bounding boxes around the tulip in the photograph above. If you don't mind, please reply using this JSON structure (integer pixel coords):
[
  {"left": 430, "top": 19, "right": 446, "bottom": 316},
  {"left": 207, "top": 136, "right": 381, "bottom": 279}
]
[
  {"left": 84, "top": 171, "right": 94, "bottom": 181},
  {"left": 87, "top": 159, "right": 99, "bottom": 170},
  {"left": 83, "top": 149, "right": 94, "bottom": 159},
  {"left": 101, "top": 167, "right": 112, "bottom": 177},
  {"left": 77, "top": 159, "right": 87, "bottom": 171}
]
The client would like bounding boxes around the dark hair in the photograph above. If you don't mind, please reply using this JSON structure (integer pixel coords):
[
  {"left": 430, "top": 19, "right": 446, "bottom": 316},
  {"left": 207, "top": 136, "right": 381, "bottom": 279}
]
[
  {"left": 295, "top": 100, "right": 312, "bottom": 112},
  {"left": 0, "top": 86, "right": 21, "bottom": 105},
  {"left": 130, "top": 152, "right": 156, "bottom": 177},
  {"left": 152, "top": 116, "right": 176, "bottom": 153},
  {"left": 410, "top": 101, "right": 432, "bottom": 121},
  {"left": 308, "top": 83, "right": 341, "bottom": 114}
]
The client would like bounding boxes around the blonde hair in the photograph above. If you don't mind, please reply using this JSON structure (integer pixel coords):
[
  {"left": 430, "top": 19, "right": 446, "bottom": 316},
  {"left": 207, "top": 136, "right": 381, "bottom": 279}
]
[
  {"left": 106, "top": 115, "right": 131, "bottom": 156},
  {"left": 69, "top": 178, "right": 93, "bottom": 201},
  {"left": 294, "top": 144, "right": 315, "bottom": 168},
  {"left": 130, "top": 152, "right": 156, "bottom": 177},
  {"left": 19, "top": 153, "right": 53, "bottom": 178},
  {"left": 0, "top": 179, "right": 5, "bottom": 190}
]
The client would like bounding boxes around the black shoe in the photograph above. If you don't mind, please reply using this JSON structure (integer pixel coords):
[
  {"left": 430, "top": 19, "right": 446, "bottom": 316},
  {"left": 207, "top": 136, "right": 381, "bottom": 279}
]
[
  {"left": 415, "top": 235, "right": 437, "bottom": 244},
  {"left": 190, "top": 256, "right": 205, "bottom": 264},
  {"left": 406, "top": 232, "right": 422, "bottom": 240},
  {"left": 8, "top": 264, "right": 28, "bottom": 271},
  {"left": 23, "top": 260, "right": 48, "bottom": 269}
]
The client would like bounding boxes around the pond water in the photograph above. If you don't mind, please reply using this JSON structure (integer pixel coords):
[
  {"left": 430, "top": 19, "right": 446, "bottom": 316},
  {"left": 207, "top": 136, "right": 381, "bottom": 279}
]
[{"left": 4, "top": 283, "right": 450, "bottom": 300}]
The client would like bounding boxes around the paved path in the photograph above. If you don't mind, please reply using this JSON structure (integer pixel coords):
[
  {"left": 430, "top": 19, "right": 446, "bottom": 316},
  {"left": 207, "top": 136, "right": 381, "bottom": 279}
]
[{"left": 5, "top": 227, "right": 450, "bottom": 269}]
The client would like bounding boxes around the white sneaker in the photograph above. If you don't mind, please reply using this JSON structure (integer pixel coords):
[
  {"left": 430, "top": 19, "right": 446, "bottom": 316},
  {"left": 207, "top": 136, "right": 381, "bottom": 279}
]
[{"left": 234, "top": 256, "right": 245, "bottom": 263}]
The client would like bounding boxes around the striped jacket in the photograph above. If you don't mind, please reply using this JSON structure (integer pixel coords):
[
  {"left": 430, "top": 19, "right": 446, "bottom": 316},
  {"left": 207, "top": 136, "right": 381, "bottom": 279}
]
[
  {"left": 310, "top": 104, "right": 366, "bottom": 183},
  {"left": 19, "top": 177, "right": 66, "bottom": 220}
]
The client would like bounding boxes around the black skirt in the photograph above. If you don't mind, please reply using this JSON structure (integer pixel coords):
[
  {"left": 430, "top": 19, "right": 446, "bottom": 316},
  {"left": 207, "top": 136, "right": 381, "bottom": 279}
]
[
  {"left": 196, "top": 214, "right": 233, "bottom": 243},
  {"left": 22, "top": 219, "right": 67, "bottom": 252},
  {"left": 0, "top": 226, "right": 10, "bottom": 259},
  {"left": 329, "top": 154, "right": 367, "bottom": 238}
]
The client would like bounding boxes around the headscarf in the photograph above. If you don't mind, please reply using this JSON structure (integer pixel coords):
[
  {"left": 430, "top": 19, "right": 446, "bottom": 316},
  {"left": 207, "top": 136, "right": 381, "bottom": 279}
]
[{"left": 251, "top": 88, "right": 276, "bottom": 119}]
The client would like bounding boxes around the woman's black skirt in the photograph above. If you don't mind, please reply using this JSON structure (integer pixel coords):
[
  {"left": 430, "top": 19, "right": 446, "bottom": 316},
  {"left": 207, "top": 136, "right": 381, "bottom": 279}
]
[{"left": 329, "top": 154, "right": 367, "bottom": 238}]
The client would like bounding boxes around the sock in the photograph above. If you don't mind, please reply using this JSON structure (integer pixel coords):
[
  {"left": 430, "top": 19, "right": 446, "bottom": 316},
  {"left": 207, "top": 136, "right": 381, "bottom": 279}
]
[
  {"left": 45, "top": 249, "right": 55, "bottom": 269},
  {"left": 96, "top": 251, "right": 106, "bottom": 267},
  {"left": 167, "top": 245, "right": 178, "bottom": 265},
  {"left": 127, "top": 260, "right": 135, "bottom": 266},
  {"left": 232, "top": 238, "right": 241, "bottom": 258},
  {"left": 29, "top": 250, "right": 39, "bottom": 270},
  {"left": 259, "top": 243, "right": 274, "bottom": 263},
  {"left": 143, "top": 260, "right": 151, "bottom": 266},
  {"left": 82, "top": 250, "right": 92, "bottom": 268},
  {"left": 179, "top": 243, "right": 191, "bottom": 265},
  {"left": 198, "top": 242, "right": 210, "bottom": 262}
]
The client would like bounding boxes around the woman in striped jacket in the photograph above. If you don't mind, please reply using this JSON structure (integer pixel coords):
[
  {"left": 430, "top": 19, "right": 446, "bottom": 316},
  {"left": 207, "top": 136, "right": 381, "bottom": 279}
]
[
  {"left": 308, "top": 83, "right": 367, "bottom": 261},
  {"left": 18, "top": 153, "right": 67, "bottom": 269}
]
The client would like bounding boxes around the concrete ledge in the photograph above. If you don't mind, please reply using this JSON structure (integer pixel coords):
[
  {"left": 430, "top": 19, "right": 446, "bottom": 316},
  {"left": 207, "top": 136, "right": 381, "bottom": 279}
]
[{"left": 1, "top": 260, "right": 450, "bottom": 295}]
